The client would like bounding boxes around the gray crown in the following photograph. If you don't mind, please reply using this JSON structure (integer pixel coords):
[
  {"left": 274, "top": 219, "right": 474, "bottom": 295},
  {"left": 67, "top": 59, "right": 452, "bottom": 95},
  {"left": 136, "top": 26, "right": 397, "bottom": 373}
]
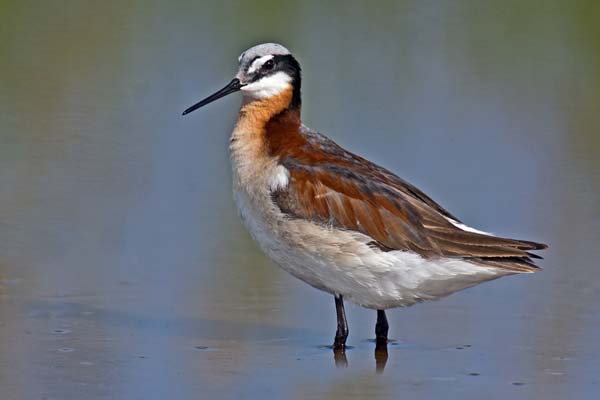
[{"left": 238, "top": 43, "right": 291, "bottom": 70}]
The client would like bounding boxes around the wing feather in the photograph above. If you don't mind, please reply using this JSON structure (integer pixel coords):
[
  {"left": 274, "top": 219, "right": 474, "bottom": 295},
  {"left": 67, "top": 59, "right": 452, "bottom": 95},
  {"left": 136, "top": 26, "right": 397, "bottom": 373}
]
[{"left": 270, "top": 127, "right": 547, "bottom": 273}]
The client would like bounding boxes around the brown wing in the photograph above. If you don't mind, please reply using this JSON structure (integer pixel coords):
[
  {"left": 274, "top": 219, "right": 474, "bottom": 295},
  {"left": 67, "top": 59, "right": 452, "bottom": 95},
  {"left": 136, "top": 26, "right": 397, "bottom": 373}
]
[
  {"left": 296, "top": 126, "right": 461, "bottom": 221},
  {"left": 271, "top": 130, "right": 547, "bottom": 273}
]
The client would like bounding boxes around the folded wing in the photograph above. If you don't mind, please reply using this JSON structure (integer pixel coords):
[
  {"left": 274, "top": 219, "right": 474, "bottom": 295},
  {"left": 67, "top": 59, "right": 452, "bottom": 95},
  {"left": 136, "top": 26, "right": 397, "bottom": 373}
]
[{"left": 271, "top": 128, "right": 547, "bottom": 273}]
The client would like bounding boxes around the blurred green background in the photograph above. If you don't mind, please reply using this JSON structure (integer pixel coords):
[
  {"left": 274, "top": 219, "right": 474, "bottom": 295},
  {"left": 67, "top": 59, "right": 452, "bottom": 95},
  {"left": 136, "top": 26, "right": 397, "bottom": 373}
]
[{"left": 1, "top": 1, "right": 599, "bottom": 399}]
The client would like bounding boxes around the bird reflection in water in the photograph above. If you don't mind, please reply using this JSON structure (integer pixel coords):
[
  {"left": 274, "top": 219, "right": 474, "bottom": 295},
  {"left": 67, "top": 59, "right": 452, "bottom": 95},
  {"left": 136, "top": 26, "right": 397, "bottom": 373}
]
[
  {"left": 374, "top": 342, "right": 389, "bottom": 373},
  {"left": 333, "top": 347, "right": 348, "bottom": 368},
  {"left": 331, "top": 341, "right": 389, "bottom": 373}
]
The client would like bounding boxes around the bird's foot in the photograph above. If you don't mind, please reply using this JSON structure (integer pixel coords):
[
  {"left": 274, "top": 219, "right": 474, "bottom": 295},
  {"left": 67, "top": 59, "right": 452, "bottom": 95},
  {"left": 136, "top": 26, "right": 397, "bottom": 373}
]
[{"left": 333, "top": 335, "right": 347, "bottom": 351}]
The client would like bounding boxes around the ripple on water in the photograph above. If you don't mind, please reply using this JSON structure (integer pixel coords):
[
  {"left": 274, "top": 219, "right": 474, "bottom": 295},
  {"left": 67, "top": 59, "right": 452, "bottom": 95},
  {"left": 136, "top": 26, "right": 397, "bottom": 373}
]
[
  {"left": 545, "top": 370, "right": 565, "bottom": 376},
  {"left": 316, "top": 344, "right": 355, "bottom": 350},
  {"left": 57, "top": 347, "right": 75, "bottom": 353},
  {"left": 51, "top": 328, "right": 71, "bottom": 335},
  {"left": 194, "top": 346, "right": 218, "bottom": 352},
  {"left": 454, "top": 344, "right": 472, "bottom": 350}
]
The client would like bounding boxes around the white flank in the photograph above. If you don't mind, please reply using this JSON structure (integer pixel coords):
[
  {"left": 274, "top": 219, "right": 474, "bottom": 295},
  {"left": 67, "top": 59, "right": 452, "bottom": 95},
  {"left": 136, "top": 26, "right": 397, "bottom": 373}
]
[
  {"left": 241, "top": 71, "right": 292, "bottom": 99},
  {"left": 234, "top": 180, "right": 508, "bottom": 308},
  {"left": 268, "top": 165, "right": 289, "bottom": 191},
  {"left": 247, "top": 55, "right": 274, "bottom": 74},
  {"left": 447, "top": 218, "right": 492, "bottom": 235}
]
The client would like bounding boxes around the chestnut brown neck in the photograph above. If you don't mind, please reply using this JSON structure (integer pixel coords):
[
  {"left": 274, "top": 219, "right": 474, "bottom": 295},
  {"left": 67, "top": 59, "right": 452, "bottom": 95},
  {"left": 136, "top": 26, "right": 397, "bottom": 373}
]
[
  {"left": 237, "top": 87, "right": 296, "bottom": 130},
  {"left": 233, "top": 87, "right": 304, "bottom": 159},
  {"left": 264, "top": 104, "right": 303, "bottom": 157}
]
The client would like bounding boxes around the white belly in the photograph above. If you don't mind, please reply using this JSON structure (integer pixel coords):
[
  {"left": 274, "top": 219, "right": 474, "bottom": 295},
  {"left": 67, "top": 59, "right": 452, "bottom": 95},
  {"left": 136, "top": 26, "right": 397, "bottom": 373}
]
[{"left": 231, "top": 178, "right": 508, "bottom": 309}]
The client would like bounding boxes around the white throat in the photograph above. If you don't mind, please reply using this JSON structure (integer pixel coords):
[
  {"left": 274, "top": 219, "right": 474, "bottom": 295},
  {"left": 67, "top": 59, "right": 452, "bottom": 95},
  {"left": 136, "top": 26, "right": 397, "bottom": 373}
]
[{"left": 241, "top": 72, "right": 292, "bottom": 100}]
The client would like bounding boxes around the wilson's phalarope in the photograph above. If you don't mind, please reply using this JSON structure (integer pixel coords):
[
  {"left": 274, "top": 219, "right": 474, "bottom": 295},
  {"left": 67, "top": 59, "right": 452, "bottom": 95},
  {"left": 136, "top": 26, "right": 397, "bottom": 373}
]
[{"left": 183, "top": 43, "right": 547, "bottom": 351}]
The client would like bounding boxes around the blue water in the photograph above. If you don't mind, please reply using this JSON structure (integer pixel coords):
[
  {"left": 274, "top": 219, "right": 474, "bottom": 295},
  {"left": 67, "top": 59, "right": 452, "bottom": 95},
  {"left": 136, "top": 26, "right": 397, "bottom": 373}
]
[{"left": 1, "top": 1, "right": 599, "bottom": 399}]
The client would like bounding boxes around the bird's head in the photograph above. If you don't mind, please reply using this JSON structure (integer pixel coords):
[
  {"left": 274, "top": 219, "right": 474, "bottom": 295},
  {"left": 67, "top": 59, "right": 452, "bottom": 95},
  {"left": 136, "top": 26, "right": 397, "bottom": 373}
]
[{"left": 183, "top": 43, "right": 301, "bottom": 116}]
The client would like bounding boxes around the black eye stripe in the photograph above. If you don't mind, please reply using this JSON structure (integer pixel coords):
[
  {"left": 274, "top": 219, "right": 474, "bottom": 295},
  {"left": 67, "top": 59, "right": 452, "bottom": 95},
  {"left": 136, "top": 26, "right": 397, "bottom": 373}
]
[{"left": 262, "top": 59, "right": 275, "bottom": 70}]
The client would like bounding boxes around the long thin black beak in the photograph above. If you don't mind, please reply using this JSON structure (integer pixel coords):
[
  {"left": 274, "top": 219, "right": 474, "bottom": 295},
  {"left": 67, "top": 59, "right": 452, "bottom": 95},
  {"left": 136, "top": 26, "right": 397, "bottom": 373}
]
[{"left": 182, "top": 78, "right": 243, "bottom": 116}]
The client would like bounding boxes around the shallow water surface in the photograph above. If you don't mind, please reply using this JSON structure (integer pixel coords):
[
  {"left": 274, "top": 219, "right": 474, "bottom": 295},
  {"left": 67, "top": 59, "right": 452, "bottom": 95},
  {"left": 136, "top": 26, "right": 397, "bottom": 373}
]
[{"left": 1, "top": 1, "right": 600, "bottom": 399}]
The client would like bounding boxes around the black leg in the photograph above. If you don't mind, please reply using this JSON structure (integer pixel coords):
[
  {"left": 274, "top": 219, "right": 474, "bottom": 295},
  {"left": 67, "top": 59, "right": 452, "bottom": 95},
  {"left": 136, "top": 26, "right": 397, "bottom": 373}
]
[
  {"left": 374, "top": 309, "right": 389, "bottom": 372},
  {"left": 333, "top": 295, "right": 349, "bottom": 350},
  {"left": 375, "top": 309, "right": 389, "bottom": 347}
]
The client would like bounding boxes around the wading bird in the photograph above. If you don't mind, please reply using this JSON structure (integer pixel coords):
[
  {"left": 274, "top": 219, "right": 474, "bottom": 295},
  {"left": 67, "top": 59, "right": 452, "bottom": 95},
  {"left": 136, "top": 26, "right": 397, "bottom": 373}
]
[{"left": 183, "top": 43, "right": 547, "bottom": 351}]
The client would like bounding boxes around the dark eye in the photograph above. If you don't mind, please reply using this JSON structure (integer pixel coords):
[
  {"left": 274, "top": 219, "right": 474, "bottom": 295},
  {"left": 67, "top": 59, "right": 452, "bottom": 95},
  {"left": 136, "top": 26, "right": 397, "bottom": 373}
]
[{"left": 263, "top": 59, "right": 275, "bottom": 70}]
